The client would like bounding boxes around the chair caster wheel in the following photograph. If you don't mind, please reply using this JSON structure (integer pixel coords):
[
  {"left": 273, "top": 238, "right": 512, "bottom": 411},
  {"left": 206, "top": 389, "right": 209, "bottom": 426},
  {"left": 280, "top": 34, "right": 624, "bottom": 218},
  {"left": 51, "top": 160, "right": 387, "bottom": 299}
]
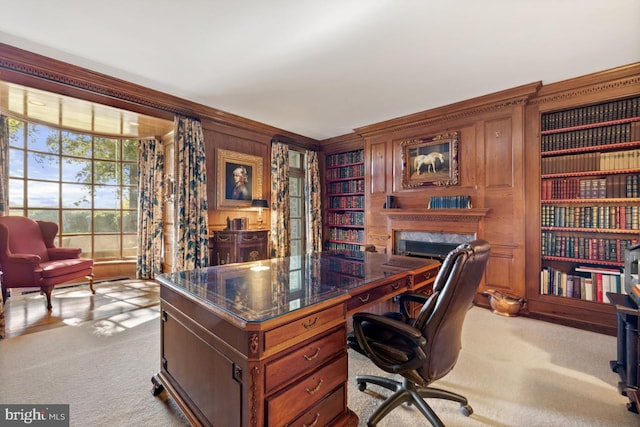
[
  {"left": 358, "top": 381, "right": 367, "bottom": 392},
  {"left": 460, "top": 404, "right": 473, "bottom": 417},
  {"left": 151, "top": 375, "right": 165, "bottom": 396}
]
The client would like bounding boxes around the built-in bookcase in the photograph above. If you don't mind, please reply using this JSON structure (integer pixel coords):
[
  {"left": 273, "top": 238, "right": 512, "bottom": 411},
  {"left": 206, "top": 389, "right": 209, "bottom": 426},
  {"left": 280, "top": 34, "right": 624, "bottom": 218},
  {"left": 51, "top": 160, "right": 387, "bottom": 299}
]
[
  {"left": 540, "top": 96, "right": 640, "bottom": 305},
  {"left": 324, "top": 149, "right": 365, "bottom": 256}
]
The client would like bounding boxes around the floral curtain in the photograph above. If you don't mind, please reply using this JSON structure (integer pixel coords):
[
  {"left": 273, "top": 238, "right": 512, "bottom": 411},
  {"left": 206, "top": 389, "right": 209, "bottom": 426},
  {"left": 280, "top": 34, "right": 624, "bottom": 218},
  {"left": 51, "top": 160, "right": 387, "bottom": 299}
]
[
  {"left": 270, "top": 141, "right": 290, "bottom": 258},
  {"left": 174, "top": 115, "right": 209, "bottom": 270},
  {"left": 136, "top": 138, "right": 164, "bottom": 279},
  {"left": 0, "top": 115, "right": 8, "bottom": 216},
  {"left": 305, "top": 149, "right": 322, "bottom": 253}
]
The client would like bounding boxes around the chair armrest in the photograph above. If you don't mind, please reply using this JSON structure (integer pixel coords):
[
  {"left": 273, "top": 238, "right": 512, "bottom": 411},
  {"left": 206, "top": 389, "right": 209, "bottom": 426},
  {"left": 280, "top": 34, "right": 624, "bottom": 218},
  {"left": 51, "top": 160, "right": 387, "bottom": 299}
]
[
  {"left": 352, "top": 312, "right": 427, "bottom": 373},
  {"left": 47, "top": 247, "right": 81, "bottom": 260},
  {"left": 6, "top": 253, "right": 41, "bottom": 264},
  {"left": 396, "top": 292, "right": 430, "bottom": 318}
]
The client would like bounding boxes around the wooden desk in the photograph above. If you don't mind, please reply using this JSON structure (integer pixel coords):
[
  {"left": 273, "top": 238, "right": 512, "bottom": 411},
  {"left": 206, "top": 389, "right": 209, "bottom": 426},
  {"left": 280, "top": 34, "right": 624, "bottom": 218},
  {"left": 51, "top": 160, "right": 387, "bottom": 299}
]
[{"left": 152, "top": 251, "right": 439, "bottom": 426}]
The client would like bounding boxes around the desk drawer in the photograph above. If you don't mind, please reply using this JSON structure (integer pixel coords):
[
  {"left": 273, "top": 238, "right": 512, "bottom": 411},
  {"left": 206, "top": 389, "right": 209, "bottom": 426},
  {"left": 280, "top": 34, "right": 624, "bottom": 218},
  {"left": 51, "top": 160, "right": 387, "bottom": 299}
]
[
  {"left": 347, "top": 277, "right": 408, "bottom": 313},
  {"left": 286, "top": 384, "right": 346, "bottom": 427},
  {"left": 265, "top": 304, "right": 344, "bottom": 349},
  {"left": 265, "top": 328, "right": 346, "bottom": 393},
  {"left": 414, "top": 268, "right": 437, "bottom": 289},
  {"left": 267, "top": 354, "right": 347, "bottom": 427}
]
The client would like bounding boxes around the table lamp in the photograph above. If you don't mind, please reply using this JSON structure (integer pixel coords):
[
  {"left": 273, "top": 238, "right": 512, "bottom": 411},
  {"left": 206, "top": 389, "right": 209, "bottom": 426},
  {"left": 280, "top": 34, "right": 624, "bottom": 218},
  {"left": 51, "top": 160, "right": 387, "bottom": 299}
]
[{"left": 251, "top": 199, "right": 269, "bottom": 229}]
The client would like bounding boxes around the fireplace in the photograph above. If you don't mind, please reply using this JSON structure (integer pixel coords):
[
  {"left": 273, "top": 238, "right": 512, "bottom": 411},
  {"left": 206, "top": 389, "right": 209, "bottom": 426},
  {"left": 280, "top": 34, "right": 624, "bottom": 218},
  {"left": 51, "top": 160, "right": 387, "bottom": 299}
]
[{"left": 394, "top": 231, "right": 475, "bottom": 260}]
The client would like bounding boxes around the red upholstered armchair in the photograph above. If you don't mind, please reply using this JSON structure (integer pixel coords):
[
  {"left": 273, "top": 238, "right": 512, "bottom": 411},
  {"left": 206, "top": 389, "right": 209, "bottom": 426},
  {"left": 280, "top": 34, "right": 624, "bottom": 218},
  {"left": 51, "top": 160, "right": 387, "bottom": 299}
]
[{"left": 0, "top": 216, "right": 94, "bottom": 310}]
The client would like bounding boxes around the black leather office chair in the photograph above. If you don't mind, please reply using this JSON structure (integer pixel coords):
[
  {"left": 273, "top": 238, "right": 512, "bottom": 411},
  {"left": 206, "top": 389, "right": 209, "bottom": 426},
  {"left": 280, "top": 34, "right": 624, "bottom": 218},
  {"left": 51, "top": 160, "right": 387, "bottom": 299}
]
[{"left": 348, "top": 240, "right": 491, "bottom": 427}]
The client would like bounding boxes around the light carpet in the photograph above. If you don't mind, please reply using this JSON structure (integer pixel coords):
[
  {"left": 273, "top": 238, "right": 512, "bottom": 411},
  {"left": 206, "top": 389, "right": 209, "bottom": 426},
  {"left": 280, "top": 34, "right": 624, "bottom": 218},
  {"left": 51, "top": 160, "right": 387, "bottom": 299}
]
[{"left": 0, "top": 301, "right": 638, "bottom": 426}]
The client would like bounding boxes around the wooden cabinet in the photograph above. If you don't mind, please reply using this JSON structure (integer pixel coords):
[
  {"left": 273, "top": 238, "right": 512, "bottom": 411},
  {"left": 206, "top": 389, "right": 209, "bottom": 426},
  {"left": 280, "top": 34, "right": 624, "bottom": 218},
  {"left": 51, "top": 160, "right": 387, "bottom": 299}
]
[
  {"left": 525, "top": 64, "right": 640, "bottom": 334},
  {"left": 324, "top": 149, "right": 365, "bottom": 255},
  {"left": 210, "top": 230, "right": 269, "bottom": 265}
]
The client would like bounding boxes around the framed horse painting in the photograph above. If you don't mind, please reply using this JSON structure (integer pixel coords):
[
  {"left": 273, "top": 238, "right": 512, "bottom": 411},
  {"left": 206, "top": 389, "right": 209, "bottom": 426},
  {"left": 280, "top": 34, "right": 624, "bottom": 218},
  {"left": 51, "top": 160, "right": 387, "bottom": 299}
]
[{"left": 400, "top": 131, "right": 459, "bottom": 188}]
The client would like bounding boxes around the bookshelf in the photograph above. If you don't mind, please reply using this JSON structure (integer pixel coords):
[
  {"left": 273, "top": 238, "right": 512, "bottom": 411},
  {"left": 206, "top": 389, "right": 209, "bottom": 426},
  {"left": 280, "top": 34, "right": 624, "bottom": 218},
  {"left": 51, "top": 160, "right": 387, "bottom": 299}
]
[
  {"left": 324, "top": 148, "right": 365, "bottom": 256},
  {"left": 539, "top": 96, "right": 640, "bottom": 308}
]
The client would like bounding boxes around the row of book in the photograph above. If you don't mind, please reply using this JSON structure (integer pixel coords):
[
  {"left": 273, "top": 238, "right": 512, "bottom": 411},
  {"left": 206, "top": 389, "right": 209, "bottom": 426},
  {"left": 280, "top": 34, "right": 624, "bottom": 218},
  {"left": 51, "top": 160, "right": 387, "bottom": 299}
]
[
  {"left": 427, "top": 195, "right": 471, "bottom": 209},
  {"left": 542, "top": 149, "right": 640, "bottom": 174},
  {"left": 323, "top": 242, "right": 363, "bottom": 258},
  {"left": 540, "top": 265, "right": 625, "bottom": 303},
  {"left": 327, "top": 179, "right": 365, "bottom": 194},
  {"left": 541, "top": 97, "right": 639, "bottom": 131},
  {"left": 326, "top": 164, "right": 364, "bottom": 180},
  {"left": 329, "top": 195, "right": 364, "bottom": 209},
  {"left": 541, "top": 175, "right": 640, "bottom": 200},
  {"left": 326, "top": 258, "right": 364, "bottom": 277},
  {"left": 326, "top": 211, "right": 364, "bottom": 226},
  {"left": 541, "top": 205, "right": 640, "bottom": 230},
  {"left": 541, "top": 123, "right": 635, "bottom": 152},
  {"left": 327, "top": 228, "right": 364, "bottom": 243},
  {"left": 326, "top": 150, "right": 364, "bottom": 167},
  {"left": 541, "top": 232, "right": 637, "bottom": 262}
]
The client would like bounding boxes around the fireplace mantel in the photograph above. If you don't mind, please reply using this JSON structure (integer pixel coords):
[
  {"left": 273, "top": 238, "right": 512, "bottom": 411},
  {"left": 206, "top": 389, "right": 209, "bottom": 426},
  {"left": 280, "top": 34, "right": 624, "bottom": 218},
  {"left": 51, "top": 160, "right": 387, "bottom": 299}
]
[{"left": 379, "top": 208, "right": 490, "bottom": 223}]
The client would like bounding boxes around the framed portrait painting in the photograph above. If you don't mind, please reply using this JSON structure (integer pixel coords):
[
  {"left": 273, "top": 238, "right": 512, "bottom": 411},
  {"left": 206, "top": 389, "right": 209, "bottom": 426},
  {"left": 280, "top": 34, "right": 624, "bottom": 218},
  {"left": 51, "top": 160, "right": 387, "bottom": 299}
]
[
  {"left": 216, "top": 149, "right": 263, "bottom": 209},
  {"left": 401, "top": 131, "right": 459, "bottom": 188}
]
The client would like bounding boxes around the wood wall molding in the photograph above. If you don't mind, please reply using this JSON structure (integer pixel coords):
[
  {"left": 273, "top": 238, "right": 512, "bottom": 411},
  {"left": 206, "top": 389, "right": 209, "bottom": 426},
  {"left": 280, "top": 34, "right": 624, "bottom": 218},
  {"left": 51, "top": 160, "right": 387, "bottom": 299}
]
[
  {"left": 354, "top": 82, "right": 540, "bottom": 138},
  {"left": 530, "top": 63, "right": 640, "bottom": 107},
  {"left": 0, "top": 42, "right": 317, "bottom": 145}
]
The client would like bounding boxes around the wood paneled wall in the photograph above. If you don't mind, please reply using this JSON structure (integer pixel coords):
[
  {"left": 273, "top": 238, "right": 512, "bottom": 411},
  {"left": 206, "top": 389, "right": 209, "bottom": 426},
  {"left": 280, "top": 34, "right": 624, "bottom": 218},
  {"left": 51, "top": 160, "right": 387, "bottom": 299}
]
[{"left": 346, "top": 83, "right": 542, "bottom": 302}]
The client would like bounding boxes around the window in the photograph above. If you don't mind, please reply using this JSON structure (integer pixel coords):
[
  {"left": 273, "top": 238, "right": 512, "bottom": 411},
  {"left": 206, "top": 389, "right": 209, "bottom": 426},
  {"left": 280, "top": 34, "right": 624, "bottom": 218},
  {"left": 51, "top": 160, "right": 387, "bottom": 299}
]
[{"left": 7, "top": 117, "right": 139, "bottom": 260}]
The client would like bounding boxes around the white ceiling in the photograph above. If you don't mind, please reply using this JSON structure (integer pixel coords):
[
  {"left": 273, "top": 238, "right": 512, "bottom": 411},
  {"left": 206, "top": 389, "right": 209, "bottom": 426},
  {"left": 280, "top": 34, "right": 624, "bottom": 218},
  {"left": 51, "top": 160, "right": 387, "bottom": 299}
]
[{"left": 1, "top": 0, "right": 639, "bottom": 140}]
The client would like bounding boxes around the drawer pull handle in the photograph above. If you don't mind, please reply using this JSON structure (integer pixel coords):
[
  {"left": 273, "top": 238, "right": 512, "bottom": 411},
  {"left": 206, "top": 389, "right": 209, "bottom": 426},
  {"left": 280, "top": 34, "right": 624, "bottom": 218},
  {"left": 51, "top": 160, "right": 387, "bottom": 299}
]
[
  {"left": 305, "top": 379, "right": 323, "bottom": 395},
  {"left": 303, "top": 347, "right": 321, "bottom": 361},
  {"left": 303, "top": 317, "right": 318, "bottom": 329},
  {"left": 358, "top": 293, "right": 370, "bottom": 303},
  {"left": 390, "top": 282, "right": 400, "bottom": 290},
  {"left": 303, "top": 413, "right": 320, "bottom": 427}
]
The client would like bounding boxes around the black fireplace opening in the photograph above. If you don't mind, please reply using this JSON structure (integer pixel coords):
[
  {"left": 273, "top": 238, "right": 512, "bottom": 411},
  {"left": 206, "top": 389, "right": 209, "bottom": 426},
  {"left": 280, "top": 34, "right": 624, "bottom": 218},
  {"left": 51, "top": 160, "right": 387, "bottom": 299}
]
[{"left": 397, "top": 240, "right": 459, "bottom": 261}]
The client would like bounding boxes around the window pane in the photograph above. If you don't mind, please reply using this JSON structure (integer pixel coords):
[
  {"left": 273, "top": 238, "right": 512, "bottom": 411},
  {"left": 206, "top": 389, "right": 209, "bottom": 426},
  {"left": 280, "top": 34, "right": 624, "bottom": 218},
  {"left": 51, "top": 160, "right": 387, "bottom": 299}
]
[
  {"left": 8, "top": 118, "right": 25, "bottom": 148},
  {"left": 9, "top": 148, "right": 24, "bottom": 177},
  {"left": 62, "top": 183, "right": 92, "bottom": 208},
  {"left": 27, "top": 181, "right": 59, "bottom": 207},
  {"left": 62, "top": 157, "right": 92, "bottom": 183},
  {"left": 62, "top": 210, "right": 91, "bottom": 233},
  {"left": 122, "top": 211, "right": 137, "bottom": 233},
  {"left": 122, "top": 234, "right": 137, "bottom": 257},
  {"left": 94, "top": 186, "right": 119, "bottom": 209},
  {"left": 95, "top": 160, "right": 118, "bottom": 184},
  {"left": 290, "top": 198, "right": 301, "bottom": 217},
  {"left": 94, "top": 210, "right": 120, "bottom": 233},
  {"left": 122, "top": 163, "right": 138, "bottom": 186},
  {"left": 62, "top": 234, "right": 91, "bottom": 258},
  {"left": 28, "top": 123, "right": 58, "bottom": 153},
  {"left": 289, "top": 151, "right": 301, "bottom": 168},
  {"left": 27, "top": 210, "right": 58, "bottom": 223},
  {"left": 61, "top": 131, "right": 92, "bottom": 158},
  {"left": 94, "top": 137, "right": 118, "bottom": 160},
  {"left": 289, "top": 270, "right": 301, "bottom": 290},
  {"left": 122, "top": 139, "right": 137, "bottom": 161},
  {"left": 28, "top": 153, "right": 60, "bottom": 181},
  {"left": 94, "top": 234, "right": 120, "bottom": 258},
  {"left": 291, "top": 219, "right": 301, "bottom": 239},
  {"left": 8, "top": 179, "right": 23, "bottom": 207},
  {"left": 122, "top": 186, "right": 138, "bottom": 209},
  {"left": 290, "top": 176, "right": 301, "bottom": 196}
]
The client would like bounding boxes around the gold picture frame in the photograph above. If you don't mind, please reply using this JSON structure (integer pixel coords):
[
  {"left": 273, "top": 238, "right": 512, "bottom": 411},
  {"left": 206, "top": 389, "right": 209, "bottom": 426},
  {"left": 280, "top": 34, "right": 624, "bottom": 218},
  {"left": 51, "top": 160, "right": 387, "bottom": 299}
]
[
  {"left": 401, "top": 131, "right": 459, "bottom": 188},
  {"left": 216, "top": 149, "right": 263, "bottom": 209}
]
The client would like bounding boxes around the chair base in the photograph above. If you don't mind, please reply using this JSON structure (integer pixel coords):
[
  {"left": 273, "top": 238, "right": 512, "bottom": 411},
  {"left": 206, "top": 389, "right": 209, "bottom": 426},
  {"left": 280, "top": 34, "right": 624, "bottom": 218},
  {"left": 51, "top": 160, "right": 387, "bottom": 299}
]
[{"left": 356, "top": 375, "right": 472, "bottom": 427}]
